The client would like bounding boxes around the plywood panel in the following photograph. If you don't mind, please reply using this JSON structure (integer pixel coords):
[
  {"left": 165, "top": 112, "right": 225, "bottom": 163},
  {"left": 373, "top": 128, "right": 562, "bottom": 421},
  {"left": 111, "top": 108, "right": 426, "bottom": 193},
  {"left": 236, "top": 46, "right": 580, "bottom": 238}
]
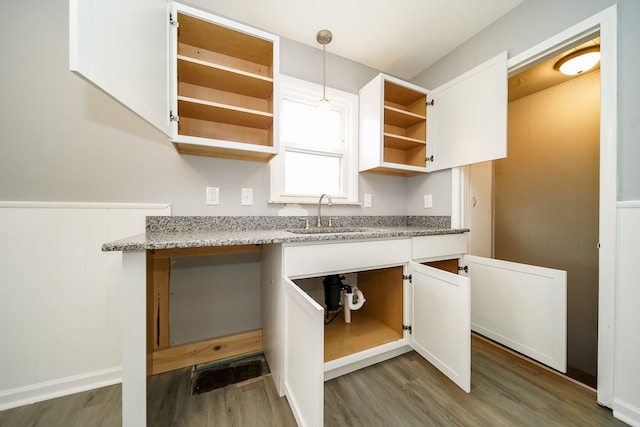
[
  {"left": 356, "top": 267, "right": 403, "bottom": 334},
  {"left": 324, "top": 313, "right": 402, "bottom": 362}
]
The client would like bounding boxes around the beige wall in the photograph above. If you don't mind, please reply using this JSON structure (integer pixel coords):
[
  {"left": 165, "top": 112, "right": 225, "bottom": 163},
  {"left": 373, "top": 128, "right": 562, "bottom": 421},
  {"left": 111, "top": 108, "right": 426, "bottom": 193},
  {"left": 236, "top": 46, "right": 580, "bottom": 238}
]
[{"left": 495, "top": 71, "right": 600, "bottom": 377}]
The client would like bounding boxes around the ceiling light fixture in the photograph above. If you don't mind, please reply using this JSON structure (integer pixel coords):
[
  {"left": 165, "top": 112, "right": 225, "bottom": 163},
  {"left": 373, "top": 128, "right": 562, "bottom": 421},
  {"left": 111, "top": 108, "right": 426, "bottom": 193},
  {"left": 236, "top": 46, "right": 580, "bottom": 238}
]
[
  {"left": 554, "top": 46, "right": 601, "bottom": 76},
  {"left": 316, "top": 29, "right": 332, "bottom": 110}
]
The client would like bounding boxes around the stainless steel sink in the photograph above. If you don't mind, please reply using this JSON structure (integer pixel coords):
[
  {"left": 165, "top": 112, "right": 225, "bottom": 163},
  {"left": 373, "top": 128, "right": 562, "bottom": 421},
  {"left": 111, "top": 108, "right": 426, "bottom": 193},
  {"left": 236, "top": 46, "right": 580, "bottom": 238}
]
[{"left": 287, "top": 227, "right": 371, "bottom": 234}]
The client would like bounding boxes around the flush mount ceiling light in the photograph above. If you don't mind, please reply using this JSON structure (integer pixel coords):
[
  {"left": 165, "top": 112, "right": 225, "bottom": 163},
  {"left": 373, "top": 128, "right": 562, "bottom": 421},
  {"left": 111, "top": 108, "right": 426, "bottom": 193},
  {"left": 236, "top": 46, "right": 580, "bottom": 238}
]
[
  {"left": 316, "top": 29, "right": 332, "bottom": 109},
  {"left": 554, "top": 46, "right": 601, "bottom": 76}
]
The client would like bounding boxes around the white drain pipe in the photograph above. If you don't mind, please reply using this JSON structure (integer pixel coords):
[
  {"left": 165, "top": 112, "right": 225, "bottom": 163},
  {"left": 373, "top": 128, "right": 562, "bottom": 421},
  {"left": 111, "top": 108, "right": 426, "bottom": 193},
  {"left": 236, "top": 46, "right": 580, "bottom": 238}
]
[{"left": 342, "top": 287, "right": 365, "bottom": 323}]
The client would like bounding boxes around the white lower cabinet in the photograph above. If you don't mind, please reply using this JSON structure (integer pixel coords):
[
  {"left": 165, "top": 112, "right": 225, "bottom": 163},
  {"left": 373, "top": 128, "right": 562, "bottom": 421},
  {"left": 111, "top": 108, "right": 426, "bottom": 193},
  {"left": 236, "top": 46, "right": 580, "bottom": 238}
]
[{"left": 263, "top": 236, "right": 470, "bottom": 427}]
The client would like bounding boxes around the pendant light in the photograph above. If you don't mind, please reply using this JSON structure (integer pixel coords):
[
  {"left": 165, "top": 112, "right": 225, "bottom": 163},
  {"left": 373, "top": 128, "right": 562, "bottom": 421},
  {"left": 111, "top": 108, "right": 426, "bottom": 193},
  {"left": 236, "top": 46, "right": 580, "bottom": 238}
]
[
  {"left": 316, "top": 29, "right": 332, "bottom": 110},
  {"left": 554, "top": 46, "right": 600, "bottom": 76}
]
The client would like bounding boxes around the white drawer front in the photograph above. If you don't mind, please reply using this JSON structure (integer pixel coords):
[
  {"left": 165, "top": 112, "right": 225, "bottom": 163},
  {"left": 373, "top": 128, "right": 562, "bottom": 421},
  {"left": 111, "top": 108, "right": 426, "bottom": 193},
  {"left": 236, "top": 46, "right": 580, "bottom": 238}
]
[
  {"left": 284, "top": 238, "right": 411, "bottom": 278},
  {"left": 411, "top": 233, "right": 468, "bottom": 261}
]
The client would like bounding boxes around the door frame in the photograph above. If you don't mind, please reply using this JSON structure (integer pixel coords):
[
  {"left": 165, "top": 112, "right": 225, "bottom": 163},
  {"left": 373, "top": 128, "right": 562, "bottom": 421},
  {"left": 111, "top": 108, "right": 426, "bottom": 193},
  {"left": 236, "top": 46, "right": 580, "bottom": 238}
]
[{"left": 452, "top": 5, "right": 617, "bottom": 407}]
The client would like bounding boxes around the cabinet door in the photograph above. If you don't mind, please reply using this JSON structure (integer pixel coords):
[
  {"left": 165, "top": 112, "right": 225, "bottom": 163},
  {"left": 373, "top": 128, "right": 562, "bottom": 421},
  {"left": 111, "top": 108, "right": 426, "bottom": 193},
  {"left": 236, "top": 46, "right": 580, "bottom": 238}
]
[
  {"left": 69, "top": 0, "right": 171, "bottom": 137},
  {"left": 464, "top": 255, "right": 567, "bottom": 372},
  {"left": 283, "top": 278, "right": 324, "bottom": 427},
  {"left": 427, "top": 52, "right": 507, "bottom": 172},
  {"left": 409, "top": 262, "right": 471, "bottom": 392}
]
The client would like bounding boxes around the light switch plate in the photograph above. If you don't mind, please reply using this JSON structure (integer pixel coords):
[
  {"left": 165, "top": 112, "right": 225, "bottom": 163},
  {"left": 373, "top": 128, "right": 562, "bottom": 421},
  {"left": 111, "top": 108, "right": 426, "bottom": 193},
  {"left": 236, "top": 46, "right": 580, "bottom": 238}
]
[
  {"left": 241, "top": 188, "right": 253, "bottom": 205},
  {"left": 206, "top": 187, "right": 219, "bottom": 205},
  {"left": 364, "top": 193, "right": 373, "bottom": 208},
  {"left": 424, "top": 194, "right": 433, "bottom": 209}
]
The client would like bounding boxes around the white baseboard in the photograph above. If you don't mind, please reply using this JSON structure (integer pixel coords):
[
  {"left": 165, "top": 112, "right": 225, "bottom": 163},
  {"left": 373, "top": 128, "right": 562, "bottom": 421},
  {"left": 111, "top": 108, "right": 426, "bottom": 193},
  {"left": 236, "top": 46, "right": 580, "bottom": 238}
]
[
  {"left": 0, "top": 367, "right": 122, "bottom": 411},
  {"left": 613, "top": 399, "right": 640, "bottom": 427}
]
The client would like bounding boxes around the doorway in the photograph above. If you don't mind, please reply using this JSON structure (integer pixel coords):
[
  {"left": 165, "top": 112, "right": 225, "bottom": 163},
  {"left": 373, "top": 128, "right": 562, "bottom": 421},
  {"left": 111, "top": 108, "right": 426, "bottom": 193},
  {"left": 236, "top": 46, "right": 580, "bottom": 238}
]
[
  {"left": 467, "top": 40, "right": 600, "bottom": 388},
  {"left": 454, "top": 6, "right": 618, "bottom": 403},
  {"left": 503, "top": 48, "right": 600, "bottom": 387}
]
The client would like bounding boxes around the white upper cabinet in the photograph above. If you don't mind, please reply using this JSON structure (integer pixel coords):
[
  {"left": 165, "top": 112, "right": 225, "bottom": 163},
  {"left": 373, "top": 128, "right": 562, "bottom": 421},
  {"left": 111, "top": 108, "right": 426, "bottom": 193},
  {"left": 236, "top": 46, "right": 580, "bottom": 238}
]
[
  {"left": 359, "top": 75, "right": 429, "bottom": 176},
  {"left": 359, "top": 52, "right": 507, "bottom": 175},
  {"left": 69, "top": 0, "right": 172, "bottom": 137},
  {"left": 427, "top": 52, "right": 507, "bottom": 172},
  {"left": 69, "top": 1, "right": 280, "bottom": 162}
]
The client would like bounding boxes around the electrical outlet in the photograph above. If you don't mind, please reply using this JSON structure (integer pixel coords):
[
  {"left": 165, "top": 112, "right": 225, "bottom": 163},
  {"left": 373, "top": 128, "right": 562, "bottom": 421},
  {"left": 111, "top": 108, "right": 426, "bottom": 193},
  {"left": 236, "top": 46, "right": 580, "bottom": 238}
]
[
  {"left": 424, "top": 194, "right": 433, "bottom": 209},
  {"left": 364, "top": 193, "right": 373, "bottom": 208},
  {"left": 206, "top": 187, "right": 219, "bottom": 205},
  {"left": 241, "top": 188, "right": 253, "bottom": 205}
]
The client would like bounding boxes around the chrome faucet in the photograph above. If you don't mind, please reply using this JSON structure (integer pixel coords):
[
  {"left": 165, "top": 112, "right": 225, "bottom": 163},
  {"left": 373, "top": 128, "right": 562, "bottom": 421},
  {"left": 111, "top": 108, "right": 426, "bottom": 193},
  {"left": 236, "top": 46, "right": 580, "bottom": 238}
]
[{"left": 317, "top": 193, "right": 333, "bottom": 227}]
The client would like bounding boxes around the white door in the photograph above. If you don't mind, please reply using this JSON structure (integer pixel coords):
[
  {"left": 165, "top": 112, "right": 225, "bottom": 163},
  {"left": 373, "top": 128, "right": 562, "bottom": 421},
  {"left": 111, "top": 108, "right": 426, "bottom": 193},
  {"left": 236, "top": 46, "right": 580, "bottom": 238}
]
[
  {"left": 69, "top": 0, "right": 172, "bottom": 136},
  {"left": 427, "top": 52, "right": 507, "bottom": 172},
  {"left": 283, "top": 278, "right": 324, "bottom": 427},
  {"left": 409, "top": 262, "right": 471, "bottom": 393},
  {"left": 468, "top": 162, "right": 494, "bottom": 257},
  {"left": 463, "top": 255, "right": 567, "bottom": 372}
]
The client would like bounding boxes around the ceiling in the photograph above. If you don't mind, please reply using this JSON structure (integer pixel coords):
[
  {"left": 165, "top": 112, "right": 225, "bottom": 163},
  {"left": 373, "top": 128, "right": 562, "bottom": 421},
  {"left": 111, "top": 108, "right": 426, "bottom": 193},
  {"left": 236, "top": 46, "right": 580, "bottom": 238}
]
[
  {"left": 508, "top": 37, "right": 601, "bottom": 101},
  {"left": 204, "top": 0, "right": 525, "bottom": 79}
]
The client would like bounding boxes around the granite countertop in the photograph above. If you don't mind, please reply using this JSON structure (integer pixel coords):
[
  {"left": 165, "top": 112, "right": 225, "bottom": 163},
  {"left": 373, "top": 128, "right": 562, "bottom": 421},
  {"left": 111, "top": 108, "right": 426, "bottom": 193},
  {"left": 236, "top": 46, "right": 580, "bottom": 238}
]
[{"left": 102, "top": 216, "right": 469, "bottom": 252}]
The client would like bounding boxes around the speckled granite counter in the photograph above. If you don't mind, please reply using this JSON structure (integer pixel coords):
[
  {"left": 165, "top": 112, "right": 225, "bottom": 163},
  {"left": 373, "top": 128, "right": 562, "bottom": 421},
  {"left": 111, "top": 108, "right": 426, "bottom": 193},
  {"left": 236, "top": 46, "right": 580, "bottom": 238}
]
[{"left": 102, "top": 215, "right": 468, "bottom": 252}]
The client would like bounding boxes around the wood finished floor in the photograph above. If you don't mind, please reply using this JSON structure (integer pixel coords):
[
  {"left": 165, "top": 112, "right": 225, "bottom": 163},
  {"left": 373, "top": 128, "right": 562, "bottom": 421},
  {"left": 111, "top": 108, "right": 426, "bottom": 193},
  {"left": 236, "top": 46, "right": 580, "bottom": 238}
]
[{"left": 0, "top": 335, "right": 627, "bottom": 426}]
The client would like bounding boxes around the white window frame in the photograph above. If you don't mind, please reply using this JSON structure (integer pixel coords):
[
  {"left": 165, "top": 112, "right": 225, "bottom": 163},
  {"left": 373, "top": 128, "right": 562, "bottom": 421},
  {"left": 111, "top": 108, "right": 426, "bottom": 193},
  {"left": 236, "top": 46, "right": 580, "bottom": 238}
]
[{"left": 269, "top": 75, "right": 359, "bottom": 204}]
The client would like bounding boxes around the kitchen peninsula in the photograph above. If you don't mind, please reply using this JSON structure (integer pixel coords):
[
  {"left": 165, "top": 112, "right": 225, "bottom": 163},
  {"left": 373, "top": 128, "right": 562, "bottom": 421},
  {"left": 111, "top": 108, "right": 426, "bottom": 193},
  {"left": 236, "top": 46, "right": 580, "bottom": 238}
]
[{"left": 103, "top": 215, "right": 470, "bottom": 427}]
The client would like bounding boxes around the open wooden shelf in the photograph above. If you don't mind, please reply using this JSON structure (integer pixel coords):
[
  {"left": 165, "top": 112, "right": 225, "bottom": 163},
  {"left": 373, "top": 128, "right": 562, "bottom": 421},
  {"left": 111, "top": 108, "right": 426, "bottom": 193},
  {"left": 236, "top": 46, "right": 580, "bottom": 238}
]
[
  {"left": 324, "top": 313, "right": 402, "bottom": 362},
  {"left": 177, "top": 54, "right": 273, "bottom": 99},
  {"left": 381, "top": 80, "right": 427, "bottom": 169},
  {"left": 384, "top": 106, "right": 426, "bottom": 128},
  {"left": 177, "top": 97, "right": 273, "bottom": 129},
  {"left": 174, "top": 11, "right": 276, "bottom": 160},
  {"left": 178, "top": 13, "right": 274, "bottom": 69},
  {"left": 384, "top": 133, "right": 425, "bottom": 150}
]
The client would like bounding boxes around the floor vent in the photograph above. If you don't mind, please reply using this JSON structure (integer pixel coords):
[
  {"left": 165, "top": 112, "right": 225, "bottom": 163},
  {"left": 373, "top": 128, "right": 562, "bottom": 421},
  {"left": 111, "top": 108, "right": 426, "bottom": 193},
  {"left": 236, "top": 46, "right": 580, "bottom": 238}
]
[{"left": 191, "top": 353, "right": 269, "bottom": 396}]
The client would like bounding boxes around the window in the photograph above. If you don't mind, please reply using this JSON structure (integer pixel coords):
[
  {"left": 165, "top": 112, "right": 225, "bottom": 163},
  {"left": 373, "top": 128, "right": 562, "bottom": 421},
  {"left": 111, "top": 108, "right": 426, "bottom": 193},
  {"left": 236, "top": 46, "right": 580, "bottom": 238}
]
[{"left": 270, "top": 75, "right": 359, "bottom": 204}]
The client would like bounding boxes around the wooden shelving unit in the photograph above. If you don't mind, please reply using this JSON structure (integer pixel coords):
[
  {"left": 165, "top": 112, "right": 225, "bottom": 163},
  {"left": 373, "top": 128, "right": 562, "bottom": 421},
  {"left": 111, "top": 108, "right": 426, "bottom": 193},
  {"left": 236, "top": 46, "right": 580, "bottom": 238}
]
[
  {"left": 359, "top": 74, "right": 428, "bottom": 175},
  {"left": 173, "top": 12, "right": 277, "bottom": 161},
  {"left": 382, "top": 81, "right": 427, "bottom": 168}
]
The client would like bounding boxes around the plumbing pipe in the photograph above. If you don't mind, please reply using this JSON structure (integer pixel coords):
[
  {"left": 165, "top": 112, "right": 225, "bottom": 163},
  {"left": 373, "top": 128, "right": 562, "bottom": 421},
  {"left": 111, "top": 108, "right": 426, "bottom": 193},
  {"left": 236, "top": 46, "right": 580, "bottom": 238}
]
[{"left": 342, "top": 288, "right": 365, "bottom": 323}]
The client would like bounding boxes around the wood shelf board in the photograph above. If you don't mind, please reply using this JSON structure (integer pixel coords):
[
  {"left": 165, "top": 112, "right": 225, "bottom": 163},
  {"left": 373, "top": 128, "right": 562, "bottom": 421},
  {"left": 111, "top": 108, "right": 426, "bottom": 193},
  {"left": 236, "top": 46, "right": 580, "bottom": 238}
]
[
  {"left": 384, "top": 133, "right": 426, "bottom": 150},
  {"left": 384, "top": 81, "right": 426, "bottom": 107},
  {"left": 384, "top": 106, "right": 426, "bottom": 128},
  {"left": 179, "top": 82, "right": 270, "bottom": 115},
  {"left": 173, "top": 141, "right": 275, "bottom": 162},
  {"left": 360, "top": 166, "right": 425, "bottom": 176},
  {"left": 324, "top": 313, "right": 402, "bottom": 362},
  {"left": 179, "top": 42, "right": 271, "bottom": 79},
  {"left": 384, "top": 145, "right": 426, "bottom": 168},
  {"left": 178, "top": 97, "right": 273, "bottom": 130},
  {"left": 178, "top": 117, "right": 272, "bottom": 148},
  {"left": 151, "top": 329, "right": 263, "bottom": 375},
  {"left": 178, "top": 13, "right": 273, "bottom": 67},
  {"left": 178, "top": 56, "right": 273, "bottom": 99}
]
